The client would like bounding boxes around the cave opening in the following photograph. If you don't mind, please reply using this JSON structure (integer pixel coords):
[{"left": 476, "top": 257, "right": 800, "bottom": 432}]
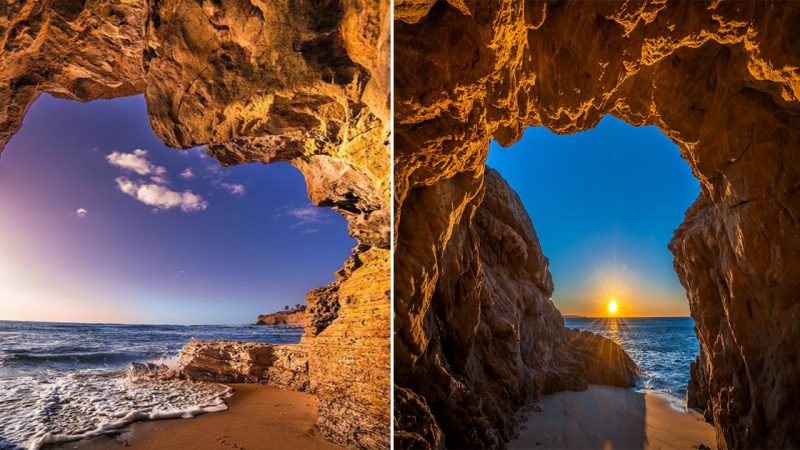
[
  {"left": 0, "top": 92, "right": 356, "bottom": 339},
  {"left": 0, "top": 92, "right": 360, "bottom": 448},
  {"left": 488, "top": 115, "right": 701, "bottom": 399},
  {"left": 0, "top": 93, "right": 356, "bottom": 326}
]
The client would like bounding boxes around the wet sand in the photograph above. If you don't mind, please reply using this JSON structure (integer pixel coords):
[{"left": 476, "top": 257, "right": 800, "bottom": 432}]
[
  {"left": 52, "top": 384, "right": 343, "bottom": 450},
  {"left": 510, "top": 385, "right": 717, "bottom": 450}
]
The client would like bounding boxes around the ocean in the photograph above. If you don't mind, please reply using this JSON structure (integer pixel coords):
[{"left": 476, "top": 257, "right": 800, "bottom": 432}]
[
  {"left": 565, "top": 317, "right": 699, "bottom": 400},
  {"left": 0, "top": 320, "right": 303, "bottom": 450},
  {"left": 0, "top": 318, "right": 700, "bottom": 449}
]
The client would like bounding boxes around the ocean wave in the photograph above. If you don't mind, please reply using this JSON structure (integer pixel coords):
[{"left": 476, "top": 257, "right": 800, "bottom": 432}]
[
  {"left": 2, "top": 351, "right": 148, "bottom": 364},
  {"left": 0, "top": 366, "right": 232, "bottom": 450},
  {"left": 0, "top": 321, "right": 302, "bottom": 449}
]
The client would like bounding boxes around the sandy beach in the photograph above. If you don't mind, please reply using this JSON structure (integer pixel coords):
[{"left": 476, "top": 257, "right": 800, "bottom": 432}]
[
  {"left": 510, "top": 385, "right": 717, "bottom": 450},
  {"left": 51, "top": 384, "right": 343, "bottom": 450}
]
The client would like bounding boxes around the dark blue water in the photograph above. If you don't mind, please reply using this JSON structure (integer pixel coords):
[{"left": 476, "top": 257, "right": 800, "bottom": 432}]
[
  {"left": 565, "top": 317, "right": 698, "bottom": 399},
  {"left": 0, "top": 320, "right": 303, "bottom": 449},
  {"left": 0, "top": 320, "right": 302, "bottom": 375}
]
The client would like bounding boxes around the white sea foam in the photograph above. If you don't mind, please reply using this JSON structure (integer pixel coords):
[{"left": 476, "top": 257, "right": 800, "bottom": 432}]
[
  {"left": 0, "top": 321, "right": 301, "bottom": 450},
  {"left": 0, "top": 366, "right": 232, "bottom": 450}
]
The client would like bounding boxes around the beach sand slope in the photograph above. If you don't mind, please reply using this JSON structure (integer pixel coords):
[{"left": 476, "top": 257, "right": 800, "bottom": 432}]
[
  {"left": 53, "top": 384, "right": 343, "bottom": 450},
  {"left": 510, "top": 385, "right": 716, "bottom": 450}
]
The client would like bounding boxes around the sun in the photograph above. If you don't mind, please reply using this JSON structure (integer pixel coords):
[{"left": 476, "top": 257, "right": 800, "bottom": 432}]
[{"left": 607, "top": 299, "right": 619, "bottom": 315}]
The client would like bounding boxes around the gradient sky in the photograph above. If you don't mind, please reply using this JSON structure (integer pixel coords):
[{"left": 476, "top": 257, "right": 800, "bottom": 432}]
[
  {"left": 0, "top": 94, "right": 355, "bottom": 325},
  {"left": 487, "top": 116, "right": 700, "bottom": 317}
]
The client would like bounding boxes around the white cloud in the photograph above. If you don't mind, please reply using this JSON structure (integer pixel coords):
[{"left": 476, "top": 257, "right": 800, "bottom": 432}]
[
  {"left": 75, "top": 208, "right": 88, "bottom": 218},
  {"left": 150, "top": 171, "right": 169, "bottom": 185},
  {"left": 180, "top": 168, "right": 195, "bottom": 179},
  {"left": 106, "top": 149, "right": 167, "bottom": 182},
  {"left": 115, "top": 177, "right": 208, "bottom": 212},
  {"left": 180, "top": 147, "right": 208, "bottom": 159},
  {"left": 282, "top": 205, "right": 328, "bottom": 231},
  {"left": 220, "top": 182, "right": 245, "bottom": 196}
]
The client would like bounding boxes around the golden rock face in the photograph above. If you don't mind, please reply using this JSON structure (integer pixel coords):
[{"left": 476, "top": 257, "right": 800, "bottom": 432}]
[
  {"left": 395, "top": 1, "right": 800, "bottom": 449},
  {"left": 0, "top": 1, "right": 390, "bottom": 448},
  {"left": 3, "top": 1, "right": 800, "bottom": 449}
]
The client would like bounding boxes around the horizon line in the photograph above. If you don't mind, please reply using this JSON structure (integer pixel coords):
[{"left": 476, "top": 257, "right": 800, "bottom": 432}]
[
  {"left": 562, "top": 315, "right": 692, "bottom": 318},
  {"left": 0, "top": 318, "right": 279, "bottom": 327}
]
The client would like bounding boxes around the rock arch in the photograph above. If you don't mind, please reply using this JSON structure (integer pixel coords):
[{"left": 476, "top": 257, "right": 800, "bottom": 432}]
[
  {"left": 394, "top": 1, "right": 800, "bottom": 449},
  {"left": 0, "top": 1, "right": 390, "bottom": 448}
]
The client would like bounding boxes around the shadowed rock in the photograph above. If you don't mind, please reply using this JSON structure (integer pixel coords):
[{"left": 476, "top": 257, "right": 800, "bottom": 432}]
[
  {"left": 568, "top": 329, "right": 639, "bottom": 388},
  {"left": 394, "top": 168, "right": 639, "bottom": 449},
  {"left": 395, "top": 2, "right": 800, "bottom": 448}
]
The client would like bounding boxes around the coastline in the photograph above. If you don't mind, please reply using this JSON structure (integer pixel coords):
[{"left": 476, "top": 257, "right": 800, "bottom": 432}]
[
  {"left": 50, "top": 384, "right": 343, "bottom": 450},
  {"left": 510, "top": 385, "right": 716, "bottom": 449}
]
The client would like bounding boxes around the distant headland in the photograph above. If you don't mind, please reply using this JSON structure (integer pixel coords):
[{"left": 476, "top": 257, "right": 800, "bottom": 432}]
[{"left": 256, "top": 305, "right": 308, "bottom": 326}]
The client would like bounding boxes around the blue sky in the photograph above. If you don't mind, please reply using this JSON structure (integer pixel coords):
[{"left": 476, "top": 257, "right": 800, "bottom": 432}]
[
  {"left": 0, "top": 94, "right": 354, "bottom": 325},
  {"left": 487, "top": 116, "right": 700, "bottom": 317}
]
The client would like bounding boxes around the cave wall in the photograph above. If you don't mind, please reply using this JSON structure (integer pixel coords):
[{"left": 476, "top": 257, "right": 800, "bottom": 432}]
[
  {"left": 0, "top": 1, "right": 390, "bottom": 448},
  {"left": 394, "top": 1, "right": 800, "bottom": 449}
]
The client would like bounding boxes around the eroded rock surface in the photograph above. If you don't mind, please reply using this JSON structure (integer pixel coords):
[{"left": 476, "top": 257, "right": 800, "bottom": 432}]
[
  {"left": 177, "top": 340, "right": 310, "bottom": 392},
  {"left": 567, "top": 329, "right": 639, "bottom": 389},
  {"left": 1, "top": 1, "right": 389, "bottom": 448},
  {"left": 395, "top": 2, "right": 800, "bottom": 449},
  {"left": 395, "top": 168, "right": 638, "bottom": 448},
  {"left": 304, "top": 244, "right": 391, "bottom": 450}
]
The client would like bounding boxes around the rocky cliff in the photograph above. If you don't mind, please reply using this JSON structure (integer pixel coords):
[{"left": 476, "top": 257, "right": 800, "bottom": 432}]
[
  {"left": 395, "top": 168, "right": 638, "bottom": 448},
  {"left": 257, "top": 307, "right": 308, "bottom": 326},
  {"left": 395, "top": 1, "right": 800, "bottom": 449},
  {"left": 0, "top": 1, "right": 390, "bottom": 448}
]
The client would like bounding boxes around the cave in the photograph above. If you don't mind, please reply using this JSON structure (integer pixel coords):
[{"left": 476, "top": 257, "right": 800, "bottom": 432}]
[
  {"left": 0, "top": 1, "right": 390, "bottom": 449},
  {"left": 394, "top": 2, "right": 800, "bottom": 449},
  {"left": 487, "top": 115, "right": 704, "bottom": 396},
  {"left": 0, "top": 92, "right": 356, "bottom": 326},
  {"left": 487, "top": 116, "right": 700, "bottom": 320}
]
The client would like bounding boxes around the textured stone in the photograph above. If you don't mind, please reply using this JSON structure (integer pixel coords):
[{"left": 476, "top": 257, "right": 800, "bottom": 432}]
[
  {"left": 395, "top": 2, "right": 800, "bottom": 449},
  {"left": 394, "top": 168, "right": 638, "bottom": 448},
  {"left": 305, "top": 244, "right": 391, "bottom": 450},
  {"left": 567, "top": 329, "right": 639, "bottom": 389},
  {"left": 393, "top": 387, "right": 443, "bottom": 450},
  {"left": 0, "top": 1, "right": 390, "bottom": 448},
  {"left": 177, "top": 340, "right": 310, "bottom": 392},
  {"left": 0, "top": 0, "right": 147, "bottom": 150}
]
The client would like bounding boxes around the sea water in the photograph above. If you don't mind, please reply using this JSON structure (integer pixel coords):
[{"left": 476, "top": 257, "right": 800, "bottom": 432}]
[
  {"left": 565, "top": 317, "right": 699, "bottom": 401},
  {"left": 0, "top": 320, "right": 302, "bottom": 450}
]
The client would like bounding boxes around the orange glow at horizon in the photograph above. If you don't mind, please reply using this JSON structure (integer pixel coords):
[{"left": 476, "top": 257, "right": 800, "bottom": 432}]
[
  {"left": 607, "top": 299, "right": 618, "bottom": 315},
  {"left": 554, "top": 263, "right": 691, "bottom": 317}
]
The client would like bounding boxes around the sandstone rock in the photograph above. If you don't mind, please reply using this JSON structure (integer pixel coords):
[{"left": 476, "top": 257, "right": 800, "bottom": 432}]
[
  {"left": 257, "top": 306, "right": 308, "bottom": 326},
  {"left": 393, "top": 387, "right": 443, "bottom": 450},
  {"left": 0, "top": 2, "right": 390, "bottom": 448},
  {"left": 176, "top": 340, "right": 309, "bottom": 392},
  {"left": 304, "top": 244, "right": 391, "bottom": 450},
  {"left": 395, "top": 2, "right": 800, "bottom": 449},
  {"left": 394, "top": 168, "right": 638, "bottom": 448},
  {"left": 567, "top": 329, "right": 639, "bottom": 389}
]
